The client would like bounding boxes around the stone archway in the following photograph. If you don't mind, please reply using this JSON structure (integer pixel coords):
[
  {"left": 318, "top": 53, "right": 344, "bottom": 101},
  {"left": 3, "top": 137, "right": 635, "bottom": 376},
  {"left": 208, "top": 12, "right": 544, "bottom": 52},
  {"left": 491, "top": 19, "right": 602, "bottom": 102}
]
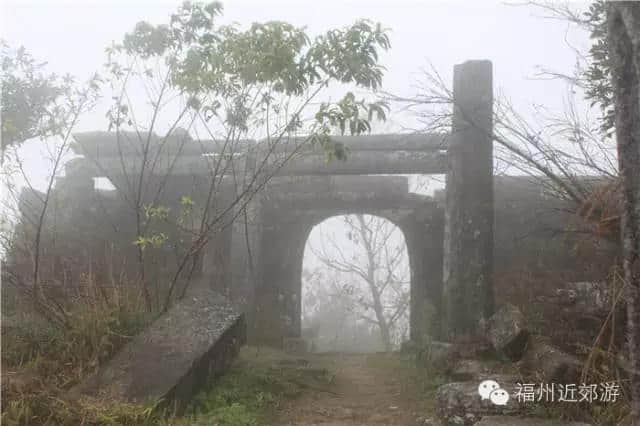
[{"left": 249, "top": 175, "right": 444, "bottom": 347}]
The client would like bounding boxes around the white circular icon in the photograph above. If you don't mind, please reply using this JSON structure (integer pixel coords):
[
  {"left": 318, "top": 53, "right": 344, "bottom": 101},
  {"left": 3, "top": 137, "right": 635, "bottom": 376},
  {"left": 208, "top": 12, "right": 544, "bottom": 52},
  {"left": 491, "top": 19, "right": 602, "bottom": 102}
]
[
  {"left": 489, "top": 388, "right": 510, "bottom": 406},
  {"left": 478, "top": 380, "right": 500, "bottom": 400}
]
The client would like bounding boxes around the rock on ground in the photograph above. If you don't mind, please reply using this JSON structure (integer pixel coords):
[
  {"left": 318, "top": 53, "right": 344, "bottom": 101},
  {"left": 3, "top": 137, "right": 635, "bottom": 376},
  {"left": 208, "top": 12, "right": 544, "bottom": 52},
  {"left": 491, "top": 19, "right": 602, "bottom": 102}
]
[
  {"left": 437, "top": 376, "right": 528, "bottom": 425},
  {"left": 486, "top": 303, "right": 529, "bottom": 360}
]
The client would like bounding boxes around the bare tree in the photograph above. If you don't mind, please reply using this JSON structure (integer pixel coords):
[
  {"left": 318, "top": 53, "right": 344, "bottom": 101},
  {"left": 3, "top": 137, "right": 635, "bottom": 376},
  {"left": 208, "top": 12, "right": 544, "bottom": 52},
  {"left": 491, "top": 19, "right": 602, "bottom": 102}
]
[{"left": 309, "top": 214, "right": 409, "bottom": 351}]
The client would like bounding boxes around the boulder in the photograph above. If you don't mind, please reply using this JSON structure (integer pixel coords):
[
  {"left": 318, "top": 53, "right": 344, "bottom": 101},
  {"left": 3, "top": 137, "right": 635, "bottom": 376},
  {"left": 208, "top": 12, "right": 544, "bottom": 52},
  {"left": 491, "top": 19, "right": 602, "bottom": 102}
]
[
  {"left": 437, "top": 376, "right": 528, "bottom": 425},
  {"left": 518, "top": 335, "right": 582, "bottom": 384},
  {"left": 486, "top": 303, "right": 529, "bottom": 360}
]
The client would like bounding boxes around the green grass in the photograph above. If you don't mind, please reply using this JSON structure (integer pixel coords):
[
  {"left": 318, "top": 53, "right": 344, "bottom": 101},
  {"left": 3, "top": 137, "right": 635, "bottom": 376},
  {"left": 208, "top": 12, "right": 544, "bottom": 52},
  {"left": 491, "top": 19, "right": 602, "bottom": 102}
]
[{"left": 170, "top": 346, "right": 333, "bottom": 425}]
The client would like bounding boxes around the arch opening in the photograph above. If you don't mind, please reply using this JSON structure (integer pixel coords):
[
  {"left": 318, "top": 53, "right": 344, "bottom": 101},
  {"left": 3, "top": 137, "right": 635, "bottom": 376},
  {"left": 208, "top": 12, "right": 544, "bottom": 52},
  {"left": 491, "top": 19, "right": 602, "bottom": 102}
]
[{"left": 301, "top": 214, "right": 411, "bottom": 353}]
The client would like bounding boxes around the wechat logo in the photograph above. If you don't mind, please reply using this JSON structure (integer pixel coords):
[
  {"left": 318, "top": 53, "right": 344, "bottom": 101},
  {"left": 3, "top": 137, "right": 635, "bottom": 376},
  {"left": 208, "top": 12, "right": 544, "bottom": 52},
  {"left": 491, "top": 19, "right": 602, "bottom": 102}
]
[{"left": 478, "top": 379, "right": 510, "bottom": 406}]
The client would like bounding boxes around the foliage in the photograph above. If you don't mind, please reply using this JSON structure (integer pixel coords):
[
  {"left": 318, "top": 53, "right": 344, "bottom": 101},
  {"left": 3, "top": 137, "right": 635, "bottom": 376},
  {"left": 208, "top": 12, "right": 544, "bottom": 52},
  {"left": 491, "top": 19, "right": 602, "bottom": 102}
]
[
  {"left": 104, "top": 0, "right": 390, "bottom": 152},
  {"left": 1, "top": 275, "right": 152, "bottom": 425},
  {"left": 0, "top": 41, "right": 100, "bottom": 156},
  {"left": 183, "top": 403, "right": 258, "bottom": 426},
  {"left": 583, "top": 0, "right": 614, "bottom": 137},
  {"left": 1, "top": 42, "right": 69, "bottom": 151},
  {"left": 175, "top": 347, "right": 331, "bottom": 425}
]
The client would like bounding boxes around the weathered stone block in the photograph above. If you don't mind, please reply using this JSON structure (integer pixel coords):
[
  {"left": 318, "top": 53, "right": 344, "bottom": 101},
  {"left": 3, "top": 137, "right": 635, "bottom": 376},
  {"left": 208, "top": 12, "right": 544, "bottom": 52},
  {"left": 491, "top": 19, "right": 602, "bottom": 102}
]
[
  {"left": 73, "top": 286, "right": 245, "bottom": 413},
  {"left": 486, "top": 303, "right": 529, "bottom": 361}
]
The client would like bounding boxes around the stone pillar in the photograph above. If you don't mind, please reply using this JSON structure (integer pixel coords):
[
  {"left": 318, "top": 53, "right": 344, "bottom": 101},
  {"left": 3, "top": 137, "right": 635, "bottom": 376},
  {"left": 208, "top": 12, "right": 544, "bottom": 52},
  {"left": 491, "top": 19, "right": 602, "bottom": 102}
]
[
  {"left": 201, "top": 186, "right": 236, "bottom": 294},
  {"left": 229, "top": 198, "right": 261, "bottom": 307},
  {"left": 443, "top": 60, "right": 495, "bottom": 338},
  {"left": 252, "top": 216, "right": 309, "bottom": 347},
  {"left": 424, "top": 208, "right": 444, "bottom": 340},
  {"left": 404, "top": 207, "right": 444, "bottom": 343},
  {"left": 407, "top": 226, "right": 427, "bottom": 343}
]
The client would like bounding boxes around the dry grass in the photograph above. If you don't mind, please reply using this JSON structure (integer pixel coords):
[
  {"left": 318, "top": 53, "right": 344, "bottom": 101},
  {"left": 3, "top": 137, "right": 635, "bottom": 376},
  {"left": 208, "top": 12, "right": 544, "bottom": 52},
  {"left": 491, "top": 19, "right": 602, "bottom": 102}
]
[{"left": 1, "top": 272, "right": 154, "bottom": 425}]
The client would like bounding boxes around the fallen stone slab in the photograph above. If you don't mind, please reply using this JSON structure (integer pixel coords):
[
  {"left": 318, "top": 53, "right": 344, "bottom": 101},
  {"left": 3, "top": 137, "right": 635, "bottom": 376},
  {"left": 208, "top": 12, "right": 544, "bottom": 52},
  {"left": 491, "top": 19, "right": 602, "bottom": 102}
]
[
  {"left": 73, "top": 285, "right": 245, "bottom": 413},
  {"left": 519, "top": 335, "right": 582, "bottom": 384},
  {"left": 486, "top": 303, "right": 529, "bottom": 361},
  {"left": 437, "top": 376, "right": 528, "bottom": 425},
  {"left": 474, "top": 416, "right": 590, "bottom": 425}
]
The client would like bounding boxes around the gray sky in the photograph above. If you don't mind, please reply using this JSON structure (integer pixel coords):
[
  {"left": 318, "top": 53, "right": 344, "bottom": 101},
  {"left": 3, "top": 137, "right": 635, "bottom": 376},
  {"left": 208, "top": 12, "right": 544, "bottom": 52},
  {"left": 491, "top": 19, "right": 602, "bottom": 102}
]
[{"left": 3, "top": 0, "right": 591, "bottom": 131}]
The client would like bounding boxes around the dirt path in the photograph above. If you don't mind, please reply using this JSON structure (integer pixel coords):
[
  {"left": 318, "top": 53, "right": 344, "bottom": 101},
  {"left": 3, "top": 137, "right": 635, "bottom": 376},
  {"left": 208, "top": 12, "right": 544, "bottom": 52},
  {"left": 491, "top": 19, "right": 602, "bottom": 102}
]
[{"left": 274, "top": 353, "right": 435, "bottom": 426}]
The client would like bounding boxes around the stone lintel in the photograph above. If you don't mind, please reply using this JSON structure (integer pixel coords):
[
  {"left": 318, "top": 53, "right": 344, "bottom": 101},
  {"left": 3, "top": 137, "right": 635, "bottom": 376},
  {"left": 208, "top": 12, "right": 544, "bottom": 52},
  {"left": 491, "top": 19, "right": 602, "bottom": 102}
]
[
  {"left": 275, "top": 150, "right": 446, "bottom": 175},
  {"left": 263, "top": 193, "right": 437, "bottom": 216},
  {"left": 72, "top": 131, "right": 449, "bottom": 156},
  {"left": 75, "top": 150, "right": 446, "bottom": 177},
  {"left": 264, "top": 175, "right": 409, "bottom": 194}
]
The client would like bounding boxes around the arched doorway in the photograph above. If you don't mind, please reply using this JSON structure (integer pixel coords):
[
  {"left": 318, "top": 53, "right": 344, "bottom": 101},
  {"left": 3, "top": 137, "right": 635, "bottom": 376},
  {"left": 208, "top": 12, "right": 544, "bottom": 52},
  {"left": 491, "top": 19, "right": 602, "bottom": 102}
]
[{"left": 301, "top": 214, "right": 410, "bottom": 352}]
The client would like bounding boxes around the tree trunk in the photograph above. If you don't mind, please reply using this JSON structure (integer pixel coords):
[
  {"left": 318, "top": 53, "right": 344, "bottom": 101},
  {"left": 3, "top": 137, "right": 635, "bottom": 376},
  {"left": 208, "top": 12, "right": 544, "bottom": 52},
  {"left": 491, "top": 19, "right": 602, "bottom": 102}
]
[
  {"left": 607, "top": 3, "right": 640, "bottom": 423},
  {"left": 356, "top": 214, "right": 393, "bottom": 352}
]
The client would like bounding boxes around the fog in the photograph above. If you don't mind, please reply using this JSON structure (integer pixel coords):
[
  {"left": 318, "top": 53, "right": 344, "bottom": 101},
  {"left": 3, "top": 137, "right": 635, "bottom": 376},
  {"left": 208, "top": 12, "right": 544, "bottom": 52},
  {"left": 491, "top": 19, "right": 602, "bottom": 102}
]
[{"left": 7, "top": 1, "right": 638, "bottom": 424}]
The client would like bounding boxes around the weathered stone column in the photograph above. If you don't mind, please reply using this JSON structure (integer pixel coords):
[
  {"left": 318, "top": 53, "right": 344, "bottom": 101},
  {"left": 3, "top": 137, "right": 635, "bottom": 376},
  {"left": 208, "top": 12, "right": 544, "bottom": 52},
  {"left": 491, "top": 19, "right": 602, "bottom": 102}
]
[
  {"left": 404, "top": 206, "right": 444, "bottom": 343},
  {"left": 252, "top": 214, "right": 309, "bottom": 346},
  {"left": 443, "top": 60, "right": 495, "bottom": 338},
  {"left": 424, "top": 208, "right": 445, "bottom": 340}
]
